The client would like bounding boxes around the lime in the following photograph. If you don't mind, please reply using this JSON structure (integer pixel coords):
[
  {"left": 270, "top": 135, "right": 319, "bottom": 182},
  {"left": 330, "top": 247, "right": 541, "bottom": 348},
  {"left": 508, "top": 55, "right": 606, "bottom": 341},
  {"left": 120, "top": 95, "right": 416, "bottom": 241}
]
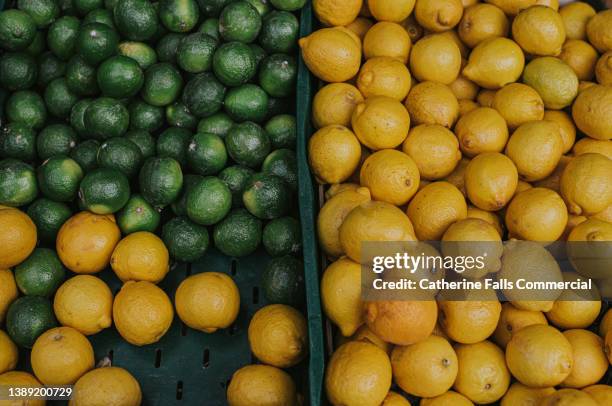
[
  {"left": 219, "top": 1, "right": 262, "bottom": 43},
  {"left": 197, "top": 113, "right": 234, "bottom": 139},
  {"left": 199, "top": 18, "right": 219, "bottom": 40},
  {"left": 97, "top": 55, "right": 144, "bottom": 98},
  {"left": 37, "top": 155, "right": 83, "bottom": 202},
  {"left": 243, "top": 173, "right": 291, "bottom": 219},
  {"left": 186, "top": 176, "right": 232, "bottom": 225},
  {"left": 245, "top": 0, "right": 270, "bottom": 16},
  {"left": 259, "top": 53, "right": 296, "bottom": 98},
  {"left": 225, "top": 122, "right": 271, "bottom": 168},
  {"left": 139, "top": 156, "right": 184, "bottom": 208},
  {"left": 262, "top": 148, "right": 297, "bottom": 191},
  {"left": 224, "top": 84, "right": 269, "bottom": 123},
  {"left": 6, "top": 296, "right": 57, "bottom": 348},
  {"left": 219, "top": 165, "right": 255, "bottom": 208},
  {"left": 126, "top": 130, "right": 156, "bottom": 159},
  {"left": 182, "top": 73, "right": 226, "bottom": 119},
  {"left": 75, "top": 22, "right": 119, "bottom": 66},
  {"left": 4, "top": 91, "right": 47, "bottom": 130},
  {"left": 84, "top": 97, "right": 130, "bottom": 139},
  {"left": 0, "top": 159, "right": 38, "bottom": 207},
  {"left": 116, "top": 194, "right": 160, "bottom": 234},
  {"left": 129, "top": 99, "right": 165, "bottom": 132},
  {"left": 177, "top": 32, "right": 217, "bottom": 73},
  {"left": 47, "top": 15, "right": 80, "bottom": 60},
  {"left": 118, "top": 41, "right": 158, "bottom": 69},
  {"left": 17, "top": 0, "right": 60, "bottom": 28},
  {"left": 0, "top": 9, "right": 37, "bottom": 51},
  {"left": 70, "top": 99, "right": 93, "bottom": 137},
  {"left": 213, "top": 208, "right": 262, "bottom": 257},
  {"left": 166, "top": 101, "right": 198, "bottom": 130},
  {"left": 74, "top": 0, "right": 104, "bottom": 16},
  {"left": 83, "top": 8, "right": 115, "bottom": 28},
  {"left": 159, "top": 0, "right": 200, "bottom": 33},
  {"left": 26, "top": 198, "right": 72, "bottom": 244},
  {"left": 114, "top": 0, "right": 158, "bottom": 41},
  {"left": 37, "top": 124, "right": 78, "bottom": 160},
  {"left": 157, "top": 127, "right": 192, "bottom": 165},
  {"left": 198, "top": 0, "right": 231, "bottom": 16},
  {"left": 24, "top": 30, "right": 45, "bottom": 56},
  {"left": 265, "top": 114, "right": 296, "bottom": 149},
  {"left": 14, "top": 248, "right": 66, "bottom": 297},
  {"left": 162, "top": 216, "right": 209, "bottom": 262},
  {"left": 212, "top": 41, "right": 257, "bottom": 86},
  {"left": 44, "top": 77, "right": 79, "bottom": 119},
  {"left": 262, "top": 217, "right": 301, "bottom": 257},
  {"left": 0, "top": 123, "right": 37, "bottom": 162},
  {"left": 142, "top": 62, "right": 184, "bottom": 106},
  {"left": 79, "top": 167, "right": 130, "bottom": 214},
  {"left": 270, "top": 0, "right": 306, "bottom": 11},
  {"left": 259, "top": 10, "right": 298, "bottom": 53},
  {"left": 37, "top": 52, "right": 67, "bottom": 87},
  {"left": 97, "top": 137, "right": 143, "bottom": 178},
  {"left": 156, "top": 32, "right": 185, "bottom": 63},
  {"left": 70, "top": 140, "right": 100, "bottom": 172},
  {"left": 171, "top": 173, "right": 203, "bottom": 216},
  {"left": 186, "top": 133, "right": 227, "bottom": 176},
  {"left": 250, "top": 43, "right": 266, "bottom": 67},
  {"left": 0, "top": 52, "right": 37, "bottom": 91},
  {"left": 261, "top": 256, "right": 304, "bottom": 306}
]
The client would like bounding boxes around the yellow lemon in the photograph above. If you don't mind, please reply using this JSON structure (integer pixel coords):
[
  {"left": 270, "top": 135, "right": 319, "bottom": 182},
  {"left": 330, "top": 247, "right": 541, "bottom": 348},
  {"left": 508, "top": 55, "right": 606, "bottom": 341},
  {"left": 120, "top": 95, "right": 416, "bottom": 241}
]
[
  {"left": 544, "top": 110, "right": 576, "bottom": 153},
  {"left": 401, "top": 14, "right": 423, "bottom": 42},
  {"left": 57, "top": 211, "right": 121, "bottom": 274},
  {"left": 484, "top": 0, "right": 537, "bottom": 15},
  {"left": 415, "top": 0, "right": 463, "bottom": 32},
  {"left": 600, "top": 309, "right": 612, "bottom": 337},
  {"left": 312, "top": 83, "right": 364, "bottom": 129},
  {"left": 308, "top": 125, "right": 361, "bottom": 184},
  {"left": 113, "top": 281, "right": 173, "bottom": 346},
  {"left": 345, "top": 17, "right": 373, "bottom": 40},
  {"left": 465, "top": 152, "right": 517, "bottom": 211},
  {"left": 70, "top": 367, "right": 141, "bottom": 406},
  {"left": 567, "top": 219, "right": 612, "bottom": 279},
  {"left": 596, "top": 51, "right": 612, "bottom": 85},
  {"left": 463, "top": 37, "right": 525, "bottom": 89},
  {"left": 505, "top": 187, "right": 568, "bottom": 241},
  {"left": 405, "top": 82, "right": 459, "bottom": 128},
  {"left": 458, "top": 3, "right": 509, "bottom": 48},
  {"left": 341, "top": 324, "right": 392, "bottom": 354},
  {"left": 391, "top": 335, "right": 458, "bottom": 398},
  {"left": 313, "top": 0, "right": 362, "bottom": 26},
  {"left": 512, "top": 5, "right": 566, "bottom": 56},
  {"left": 31, "top": 327, "right": 94, "bottom": 385},
  {"left": 467, "top": 206, "right": 504, "bottom": 237},
  {"left": 227, "top": 365, "right": 297, "bottom": 406},
  {"left": 477, "top": 89, "right": 497, "bottom": 107},
  {"left": 523, "top": 57, "right": 580, "bottom": 110},
  {"left": 360, "top": 150, "right": 419, "bottom": 206},
  {"left": 325, "top": 183, "right": 361, "bottom": 200},
  {"left": 492, "top": 83, "right": 544, "bottom": 129},
  {"left": 560, "top": 1, "right": 596, "bottom": 40},
  {"left": 586, "top": 9, "right": 612, "bottom": 53},
  {"left": 410, "top": 34, "right": 462, "bottom": 85},
  {"left": 402, "top": 125, "right": 461, "bottom": 181},
  {"left": 458, "top": 99, "right": 479, "bottom": 116},
  {"left": 455, "top": 108, "right": 508, "bottom": 157},
  {"left": 382, "top": 391, "right": 411, "bottom": 406},
  {"left": 357, "top": 57, "right": 411, "bottom": 100},
  {"left": 439, "top": 298, "right": 502, "bottom": 344},
  {"left": 365, "top": 300, "right": 438, "bottom": 345},
  {"left": 444, "top": 158, "right": 470, "bottom": 196},
  {"left": 562, "top": 329, "right": 608, "bottom": 388},
  {"left": 363, "top": 21, "right": 412, "bottom": 63},
  {"left": 535, "top": 0, "right": 558, "bottom": 9},
  {"left": 501, "top": 383, "right": 556, "bottom": 406},
  {"left": 54, "top": 275, "right": 113, "bottom": 336},
  {"left": 560, "top": 39, "right": 599, "bottom": 81},
  {"left": 583, "top": 385, "right": 612, "bottom": 405},
  {"left": 299, "top": 27, "right": 361, "bottom": 82},
  {"left": 0, "top": 371, "right": 44, "bottom": 406},
  {"left": 449, "top": 74, "right": 479, "bottom": 101},
  {"left": 541, "top": 389, "right": 599, "bottom": 406},
  {"left": 248, "top": 304, "right": 307, "bottom": 368},
  {"left": 110, "top": 231, "right": 169, "bottom": 283},
  {"left": 561, "top": 153, "right": 612, "bottom": 216},
  {"left": 545, "top": 277, "right": 601, "bottom": 329},
  {"left": 494, "top": 302, "right": 548, "bottom": 348},
  {"left": 352, "top": 96, "right": 410, "bottom": 150},
  {"left": 321, "top": 257, "right": 363, "bottom": 337},
  {"left": 175, "top": 272, "right": 239, "bottom": 333},
  {"left": 0, "top": 207, "right": 36, "bottom": 269},
  {"left": 0, "top": 269, "right": 18, "bottom": 323},
  {"left": 572, "top": 84, "right": 612, "bottom": 140},
  {"left": 367, "top": 0, "right": 416, "bottom": 23},
  {"left": 0, "top": 330, "right": 17, "bottom": 374},
  {"left": 533, "top": 154, "right": 572, "bottom": 193},
  {"left": 421, "top": 391, "right": 474, "bottom": 406}
]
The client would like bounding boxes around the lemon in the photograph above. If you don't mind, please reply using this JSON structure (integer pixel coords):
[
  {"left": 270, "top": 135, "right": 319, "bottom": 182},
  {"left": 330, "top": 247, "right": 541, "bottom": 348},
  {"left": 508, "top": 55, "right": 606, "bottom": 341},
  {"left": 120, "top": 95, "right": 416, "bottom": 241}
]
[
  {"left": 596, "top": 51, "right": 612, "bottom": 85},
  {"left": 560, "top": 1, "right": 596, "bottom": 40},
  {"left": 533, "top": 154, "right": 572, "bottom": 193},
  {"left": 299, "top": 27, "right": 361, "bottom": 82},
  {"left": 561, "top": 153, "right": 612, "bottom": 216},
  {"left": 523, "top": 57, "right": 579, "bottom": 109},
  {"left": 0, "top": 269, "right": 18, "bottom": 324},
  {"left": 403, "top": 126, "right": 460, "bottom": 181},
  {"left": 449, "top": 74, "right": 479, "bottom": 101},
  {"left": 31, "top": 327, "right": 94, "bottom": 385},
  {"left": 0, "top": 207, "right": 37, "bottom": 269},
  {"left": 308, "top": 125, "right": 361, "bottom": 184},
  {"left": 516, "top": 180, "right": 533, "bottom": 194},
  {"left": 453, "top": 341, "right": 510, "bottom": 404},
  {"left": 600, "top": 309, "right": 612, "bottom": 337},
  {"left": 465, "top": 152, "right": 518, "bottom": 211},
  {"left": 363, "top": 22, "right": 412, "bottom": 63},
  {"left": 567, "top": 218, "right": 612, "bottom": 277},
  {"left": 583, "top": 385, "right": 612, "bottom": 405},
  {"left": 512, "top": 5, "right": 565, "bottom": 56},
  {"left": 561, "top": 329, "right": 608, "bottom": 388},
  {"left": 493, "top": 302, "right": 548, "bottom": 348},
  {"left": 592, "top": 204, "right": 612, "bottom": 222},
  {"left": 401, "top": 15, "right": 423, "bottom": 42},
  {"left": 325, "top": 183, "right": 361, "bottom": 200},
  {"left": 544, "top": 110, "right": 576, "bottom": 153},
  {"left": 463, "top": 38, "right": 525, "bottom": 89},
  {"left": 352, "top": 96, "right": 410, "bottom": 150},
  {"left": 357, "top": 57, "right": 412, "bottom": 100},
  {"left": 407, "top": 181, "right": 467, "bottom": 240},
  {"left": 410, "top": 34, "right": 461, "bottom": 85},
  {"left": 458, "top": 4, "right": 509, "bottom": 49},
  {"left": 321, "top": 258, "right": 363, "bottom": 337},
  {"left": 365, "top": 300, "right": 438, "bottom": 345},
  {"left": 175, "top": 272, "right": 239, "bottom": 333},
  {"left": 415, "top": 0, "right": 463, "bottom": 32},
  {"left": 421, "top": 391, "right": 474, "bottom": 406},
  {"left": 546, "top": 275, "right": 601, "bottom": 330},
  {"left": 541, "top": 389, "right": 599, "bottom": 406},
  {"left": 455, "top": 108, "right": 508, "bottom": 157},
  {"left": 339, "top": 201, "right": 416, "bottom": 262},
  {"left": 443, "top": 157, "right": 470, "bottom": 196},
  {"left": 339, "top": 324, "right": 392, "bottom": 355},
  {"left": 0, "top": 371, "right": 44, "bottom": 406},
  {"left": 248, "top": 304, "right": 307, "bottom": 368},
  {"left": 227, "top": 365, "right": 297, "bottom": 406},
  {"left": 345, "top": 17, "right": 373, "bottom": 40},
  {"left": 368, "top": 0, "right": 416, "bottom": 23},
  {"left": 536, "top": 0, "right": 558, "bottom": 10},
  {"left": 113, "top": 281, "right": 173, "bottom": 346},
  {"left": 506, "top": 187, "right": 568, "bottom": 241},
  {"left": 572, "top": 84, "right": 612, "bottom": 140},
  {"left": 54, "top": 275, "right": 113, "bottom": 336},
  {"left": 313, "top": 0, "right": 362, "bottom": 27},
  {"left": 70, "top": 367, "right": 141, "bottom": 406},
  {"left": 382, "top": 391, "right": 411, "bottom": 406},
  {"left": 0, "top": 330, "right": 17, "bottom": 374},
  {"left": 110, "top": 231, "right": 169, "bottom": 284},
  {"left": 312, "top": 83, "right": 364, "bottom": 129},
  {"left": 485, "top": 0, "right": 537, "bottom": 16},
  {"left": 467, "top": 206, "right": 503, "bottom": 237},
  {"left": 559, "top": 40, "right": 598, "bottom": 81},
  {"left": 458, "top": 99, "right": 479, "bottom": 116},
  {"left": 586, "top": 9, "right": 612, "bottom": 53},
  {"left": 501, "top": 383, "right": 556, "bottom": 406},
  {"left": 439, "top": 30, "right": 470, "bottom": 58},
  {"left": 492, "top": 83, "right": 544, "bottom": 129},
  {"left": 57, "top": 211, "right": 121, "bottom": 274},
  {"left": 359, "top": 149, "right": 419, "bottom": 206},
  {"left": 405, "top": 82, "right": 459, "bottom": 128},
  {"left": 391, "top": 335, "right": 458, "bottom": 398}
]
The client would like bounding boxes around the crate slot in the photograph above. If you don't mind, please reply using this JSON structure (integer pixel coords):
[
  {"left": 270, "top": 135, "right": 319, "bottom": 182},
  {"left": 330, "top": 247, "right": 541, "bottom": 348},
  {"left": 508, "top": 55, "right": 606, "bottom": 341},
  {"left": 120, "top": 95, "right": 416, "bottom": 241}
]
[
  {"left": 202, "top": 348, "right": 210, "bottom": 368},
  {"left": 252, "top": 286, "right": 259, "bottom": 304},
  {"left": 154, "top": 349, "right": 162, "bottom": 368},
  {"left": 181, "top": 322, "right": 188, "bottom": 337},
  {"left": 185, "top": 263, "right": 192, "bottom": 277},
  {"left": 108, "top": 350, "right": 114, "bottom": 362},
  {"left": 176, "top": 381, "right": 183, "bottom": 400},
  {"left": 230, "top": 260, "right": 237, "bottom": 276},
  {"left": 228, "top": 323, "right": 237, "bottom": 336}
]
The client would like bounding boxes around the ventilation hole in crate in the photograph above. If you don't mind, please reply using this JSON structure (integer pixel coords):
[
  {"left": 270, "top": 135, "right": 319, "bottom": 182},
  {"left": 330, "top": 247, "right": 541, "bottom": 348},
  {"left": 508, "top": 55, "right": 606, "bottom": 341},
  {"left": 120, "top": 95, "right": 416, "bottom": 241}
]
[
  {"left": 185, "top": 263, "right": 192, "bottom": 277},
  {"left": 154, "top": 349, "right": 162, "bottom": 368},
  {"left": 228, "top": 323, "right": 237, "bottom": 336},
  {"left": 230, "top": 260, "right": 237, "bottom": 276},
  {"left": 202, "top": 348, "right": 210, "bottom": 368},
  {"left": 107, "top": 350, "right": 114, "bottom": 362},
  {"left": 176, "top": 381, "right": 183, "bottom": 400},
  {"left": 181, "top": 322, "right": 188, "bottom": 337},
  {"left": 252, "top": 286, "right": 259, "bottom": 304}
]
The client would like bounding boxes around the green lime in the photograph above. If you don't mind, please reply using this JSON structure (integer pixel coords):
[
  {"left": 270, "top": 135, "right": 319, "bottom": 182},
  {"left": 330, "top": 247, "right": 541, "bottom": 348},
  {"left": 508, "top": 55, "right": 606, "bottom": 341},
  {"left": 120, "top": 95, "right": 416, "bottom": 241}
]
[
  {"left": 97, "top": 137, "right": 143, "bottom": 178},
  {"left": 159, "top": 0, "right": 200, "bottom": 33},
  {"left": 0, "top": 123, "right": 37, "bottom": 162},
  {"left": 162, "top": 216, "right": 209, "bottom": 262},
  {"left": 75, "top": 22, "right": 119, "bottom": 66},
  {"left": 198, "top": 18, "right": 219, "bottom": 40},
  {"left": 116, "top": 194, "right": 160, "bottom": 234},
  {"left": 44, "top": 78, "right": 79, "bottom": 119},
  {"left": 139, "top": 156, "right": 184, "bottom": 208},
  {"left": 224, "top": 84, "right": 269, "bottom": 123},
  {"left": 84, "top": 97, "right": 130, "bottom": 139},
  {"left": 0, "top": 159, "right": 38, "bottom": 207},
  {"left": 213, "top": 208, "right": 262, "bottom": 257},
  {"left": 0, "top": 9, "right": 37, "bottom": 51},
  {"left": 269, "top": 0, "right": 306, "bottom": 11},
  {"left": 79, "top": 167, "right": 130, "bottom": 214},
  {"left": 166, "top": 102, "right": 198, "bottom": 130},
  {"left": 70, "top": 98, "right": 93, "bottom": 137},
  {"left": 177, "top": 32, "right": 217, "bottom": 74},
  {"left": 219, "top": 165, "right": 255, "bottom": 208},
  {"left": 171, "top": 173, "right": 203, "bottom": 216},
  {"left": 157, "top": 127, "right": 192, "bottom": 165},
  {"left": 125, "top": 130, "right": 156, "bottom": 159},
  {"left": 523, "top": 56, "right": 579, "bottom": 110},
  {"left": 47, "top": 15, "right": 80, "bottom": 60},
  {"left": 262, "top": 148, "right": 297, "bottom": 191},
  {"left": 212, "top": 41, "right": 257, "bottom": 86},
  {"left": 74, "top": 0, "right": 104, "bottom": 16},
  {"left": 26, "top": 198, "right": 72, "bottom": 243},
  {"left": 243, "top": 172, "right": 291, "bottom": 219},
  {"left": 60, "top": 0, "right": 77, "bottom": 14},
  {"left": 225, "top": 122, "right": 271, "bottom": 168},
  {"left": 4, "top": 90, "right": 47, "bottom": 130},
  {"left": 250, "top": 43, "right": 266, "bottom": 67},
  {"left": 186, "top": 176, "right": 231, "bottom": 225},
  {"left": 114, "top": 0, "right": 158, "bottom": 41},
  {"left": 6, "top": 296, "right": 57, "bottom": 349},
  {"left": 261, "top": 256, "right": 304, "bottom": 306},
  {"left": 198, "top": 0, "right": 231, "bottom": 16},
  {"left": 17, "top": 0, "right": 60, "bottom": 28},
  {"left": 37, "top": 52, "right": 67, "bottom": 87},
  {"left": 219, "top": 1, "right": 262, "bottom": 43},
  {"left": 24, "top": 30, "right": 45, "bottom": 56},
  {"left": 37, "top": 124, "right": 78, "bottom": 160},
  {"left": 181, "top": 72, "right": 226, "bottom": 118},
  {"left": 97, "top": 55, "right": 144, "bottom": 98},
  {"left": 129, "top": 99, "right": 165, "bottom": 132},
  {"left": 265, "top": 114, "right": 296, "bottom": 149},
  {"left": 186, "top": 132, "right": 227, "bottom": 175},
  {"left": 118, "top": 41, "right": 157, "bottom": 69},
  {"left": 83, "top": 8, "right": 115, "bottom": 28},
  {"left": 70, "top": 139, "right": 100, "bottom": 172},
  {"left": 245, "top": 0, "right": 270, "bottom": 16},
  {"left": 0, "top": 52, "right": 38, "bottom": 91},
  {"left": 155, "top": 32, "right": 185, "bottom": 63},
  {"left": 65, "top": 55, "right": 99, "bottom": 96},
  {"left": 14, "top": 248, "right": 66, "bottom": 297},
  {"left": 38, "top": 155, "right": 84, "bottom": 202},
  {"left": 259, "top": 10, "right": 298, "bottom": 54},
  {"left": 262, "top": 216, "right": 301, "bottom": 257},
  {"left": 259, "top": 53, "right": 296, "bottom": 98},
  {"left": 197, "top": 112, "right": 234, "bottom": 138},
  {"left": 142, "top": 62, "right": 184, "bottom": 106}
]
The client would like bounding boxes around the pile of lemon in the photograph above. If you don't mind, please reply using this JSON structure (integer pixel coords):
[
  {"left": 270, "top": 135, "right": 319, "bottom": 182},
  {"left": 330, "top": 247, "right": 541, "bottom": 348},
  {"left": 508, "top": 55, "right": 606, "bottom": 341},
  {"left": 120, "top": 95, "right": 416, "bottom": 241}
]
[{"left": 303, "top": 0, "right": 612, "bottom": 404}]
